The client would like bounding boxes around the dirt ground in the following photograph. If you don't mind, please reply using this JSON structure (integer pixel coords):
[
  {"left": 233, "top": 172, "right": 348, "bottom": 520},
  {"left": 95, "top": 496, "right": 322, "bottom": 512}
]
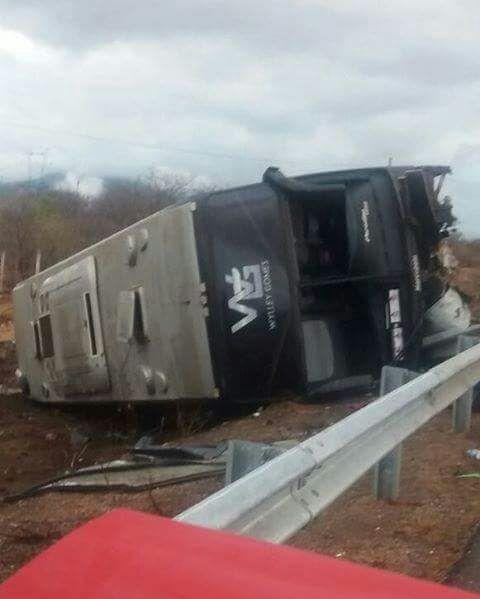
[
  {"left": 449, "top": 526, "right": 480, "bottom": 592},
  {"left": 0, "top": 384, "right": 480, "bottom": 586}
]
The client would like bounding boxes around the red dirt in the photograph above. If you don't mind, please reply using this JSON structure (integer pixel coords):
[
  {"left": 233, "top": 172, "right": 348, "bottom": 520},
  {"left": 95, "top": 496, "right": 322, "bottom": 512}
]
[{"left": 0, "top": 390, "right": 479, "bottom": 585}]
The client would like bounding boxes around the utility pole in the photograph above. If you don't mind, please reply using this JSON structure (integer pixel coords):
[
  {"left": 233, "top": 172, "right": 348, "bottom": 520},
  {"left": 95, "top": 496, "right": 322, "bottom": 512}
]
[{"left": 0, "top": 251, "right": 5, "bottom": 294}]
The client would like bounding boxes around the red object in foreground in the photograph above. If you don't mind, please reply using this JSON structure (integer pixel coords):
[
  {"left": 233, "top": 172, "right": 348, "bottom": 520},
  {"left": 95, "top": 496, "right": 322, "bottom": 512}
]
[{"left": 0, "top": 508, "right": 476, "bottom": 599}]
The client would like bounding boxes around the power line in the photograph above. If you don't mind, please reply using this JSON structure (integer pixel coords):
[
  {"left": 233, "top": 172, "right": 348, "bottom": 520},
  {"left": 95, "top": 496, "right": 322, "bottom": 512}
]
[
  {"left": 0, "top": 119, "right": 301, "bottom": 166},
  {"left": 0, "top": 118, "right": 383, "bottom": 176}
]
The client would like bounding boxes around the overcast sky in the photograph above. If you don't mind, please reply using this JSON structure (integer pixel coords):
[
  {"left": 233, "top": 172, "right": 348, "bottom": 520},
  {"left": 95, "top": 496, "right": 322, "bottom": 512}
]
[{"left": 1, "top": 1, "right": 479, "bottom": 234}]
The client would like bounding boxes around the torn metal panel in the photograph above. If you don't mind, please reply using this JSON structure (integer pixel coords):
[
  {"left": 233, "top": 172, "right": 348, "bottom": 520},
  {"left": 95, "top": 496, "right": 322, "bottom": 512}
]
[
  {"left": 0, "top": 440, "right": 300, "bottom": 502},
  {"left": 40, "top": 459, "right": 224, "bottom": 492},
  {"left": 225, "top": 440, "right": 297, "bottom": 484}
]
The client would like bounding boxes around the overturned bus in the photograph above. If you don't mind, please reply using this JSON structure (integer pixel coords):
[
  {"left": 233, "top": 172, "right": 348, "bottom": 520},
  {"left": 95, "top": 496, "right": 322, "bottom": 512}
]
[{"left": 12, "top": 165, "right": 470, "bottom": 404}]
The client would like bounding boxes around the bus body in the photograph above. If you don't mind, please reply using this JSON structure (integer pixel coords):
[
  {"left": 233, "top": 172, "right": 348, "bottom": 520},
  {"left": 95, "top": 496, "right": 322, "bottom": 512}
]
[{"left": 13, "top": 165, "right": 466, "bottom": 403}]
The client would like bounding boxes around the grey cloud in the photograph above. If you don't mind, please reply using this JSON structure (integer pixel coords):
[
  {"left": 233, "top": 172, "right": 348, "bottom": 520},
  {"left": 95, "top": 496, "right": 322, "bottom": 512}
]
[
  {"left": 0, "top": 1, "right": 479, "bottom": 234},
  {"left": 1, "top": 1, "right": 316, "bottom": 49}
]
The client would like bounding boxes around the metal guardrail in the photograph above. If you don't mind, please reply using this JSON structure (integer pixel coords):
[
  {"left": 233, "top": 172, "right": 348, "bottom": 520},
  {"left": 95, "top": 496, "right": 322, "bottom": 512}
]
[{"left": 176, "top": 334, "right": 480, "bottom": 543}]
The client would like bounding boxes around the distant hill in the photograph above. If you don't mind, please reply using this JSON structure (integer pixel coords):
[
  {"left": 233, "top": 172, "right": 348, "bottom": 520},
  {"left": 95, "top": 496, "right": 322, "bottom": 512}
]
[
  {"left": 0, "top": 172, "right": 108, "bottom": 198},
  {"left": 0, "top": 172, "right": 67, "bottom": 196}
]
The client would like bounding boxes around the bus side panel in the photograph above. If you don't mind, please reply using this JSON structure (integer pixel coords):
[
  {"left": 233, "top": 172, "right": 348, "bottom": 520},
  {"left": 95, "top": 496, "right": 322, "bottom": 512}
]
[{"left": 13, "top": 203, "right": 217, "bottom": 403}]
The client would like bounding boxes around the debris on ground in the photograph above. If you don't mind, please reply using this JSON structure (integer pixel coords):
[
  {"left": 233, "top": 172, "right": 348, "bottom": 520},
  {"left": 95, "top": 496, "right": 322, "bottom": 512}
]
[
  {"left": 1, "top": 443, "right": 228, "bottom": 502},
  {"left": 1, "top": 438, "right": 301, "bottom": 502},
  {"left": 225, "top": 439, "right": 297, "bottom": 483},
  {"left": 466, "top": 448, "right": 480, "bottom": 460},
  {"left": 1, "top": 457, "right": 224, "bottom": 502}
]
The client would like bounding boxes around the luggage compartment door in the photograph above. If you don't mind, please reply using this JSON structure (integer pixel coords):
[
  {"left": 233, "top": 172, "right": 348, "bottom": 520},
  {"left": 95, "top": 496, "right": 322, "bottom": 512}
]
[{"left": 39, "top": 256, "right": 109, "bottom": 396}]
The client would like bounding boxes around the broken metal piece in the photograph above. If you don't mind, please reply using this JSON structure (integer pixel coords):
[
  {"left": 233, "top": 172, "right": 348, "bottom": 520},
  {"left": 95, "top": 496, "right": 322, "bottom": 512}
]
[
  {"left": 40, "top": 459, "right": 224, "bottom": 492},
  {"left": 225, "top": 439, "right": 297, "bottom": 484}
]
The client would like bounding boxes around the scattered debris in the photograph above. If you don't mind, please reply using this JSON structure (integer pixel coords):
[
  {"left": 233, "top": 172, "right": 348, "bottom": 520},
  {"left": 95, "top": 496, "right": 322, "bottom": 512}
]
[
  {"left": 0, "top": 386, "right": 21, "bottom": 396},
  {"left": 0, "top": 454, "right": 224, "bottom": 503},
  {"left": 133, "top": 437, "right": 227, "bottom": 461},
  {"left": 466, "top": 449, "right": 480, "bottom": 460},
  {"left": 225, "top": 439, "right": 297, "bottom": 484},
  {"left": 0, "top": 439, "right": 299, "bottom": 502}
]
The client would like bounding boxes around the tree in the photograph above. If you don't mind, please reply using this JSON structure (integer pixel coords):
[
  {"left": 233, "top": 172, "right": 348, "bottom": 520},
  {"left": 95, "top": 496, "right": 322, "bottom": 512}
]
[{"left": 0, "top": 169, "right": 211, "bottom": 288}]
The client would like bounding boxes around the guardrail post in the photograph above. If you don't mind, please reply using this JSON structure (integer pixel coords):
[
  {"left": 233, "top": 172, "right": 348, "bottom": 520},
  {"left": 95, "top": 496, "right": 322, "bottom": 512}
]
[
  {"left": 452, "top": 334, "right": 480, "bottom": 433},
  {"left": 374, "top": 366, "right": 419, "bottom": 501}
]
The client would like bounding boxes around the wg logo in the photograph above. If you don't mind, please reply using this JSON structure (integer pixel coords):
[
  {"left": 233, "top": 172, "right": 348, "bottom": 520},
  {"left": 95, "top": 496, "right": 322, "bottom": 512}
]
[
  {"left": 225, "top": 261, "right": 277, "bottom": 334},
  {"left": 225, "top": 264, "right": 263, "bottom": 333}
]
